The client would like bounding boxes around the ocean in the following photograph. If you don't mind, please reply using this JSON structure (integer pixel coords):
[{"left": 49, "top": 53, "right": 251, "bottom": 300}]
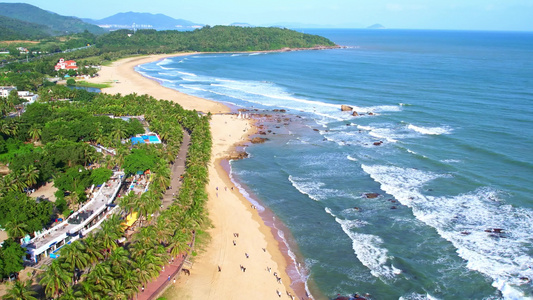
[{"left": 136, "top": 29, "right": 533, "bottom": 300}]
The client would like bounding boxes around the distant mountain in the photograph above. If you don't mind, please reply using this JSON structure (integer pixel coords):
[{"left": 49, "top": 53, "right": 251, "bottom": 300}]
[
  {"left": 85, "top": 12, "right": 203, "bottom": 30},
  {"left": 0, "top": 15, "right": 51, "bottom": 40},
  {"left": 267, "top": 22, "right": 364, "bottom": 29},
  {"left": 367, "top": 23, "right": 386, "bottom": 29},
  {"left": 229, "top": 22, "right": 254, "bottom": 27},
  {"left": 0, "top": 3, "right": 106, "bottom": 35}
]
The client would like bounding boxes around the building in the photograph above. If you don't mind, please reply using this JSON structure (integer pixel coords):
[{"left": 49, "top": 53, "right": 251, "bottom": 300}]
[
  {"left": 17, "top": 91, "right": 39, "bottom": 104},
  {"left": 54, "top": 58, "right": 78, "bottom": 71},
  {"left": 0, "top": 86, "right": 16, "bottom": 97}
]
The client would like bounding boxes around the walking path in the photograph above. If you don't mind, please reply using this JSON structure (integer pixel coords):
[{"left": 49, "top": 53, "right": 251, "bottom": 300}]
[
  {"left": 162, "top": 131, "right": 191, "bottom": 209},
  {"left": 136, "top": 130, "right": 192, "bottom": 300}
]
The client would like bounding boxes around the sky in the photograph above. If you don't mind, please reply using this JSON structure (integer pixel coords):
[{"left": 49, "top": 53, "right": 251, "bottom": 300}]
[{"left": 4, "top": 0, "right": 533, "bottom": 31}]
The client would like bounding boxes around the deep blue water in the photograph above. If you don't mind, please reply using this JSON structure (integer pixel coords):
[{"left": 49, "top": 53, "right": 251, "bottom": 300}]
[{"left": 137, "top": 29, "right": 533, "bottom": 300}]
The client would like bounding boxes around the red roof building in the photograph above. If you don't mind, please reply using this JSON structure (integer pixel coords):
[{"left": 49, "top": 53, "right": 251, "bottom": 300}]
[{"left": 54, "top": 58, "right": 78, "bottom": 71}]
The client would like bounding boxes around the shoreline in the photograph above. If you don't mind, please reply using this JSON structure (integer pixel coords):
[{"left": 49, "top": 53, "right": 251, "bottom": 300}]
[{"left": 86, "top": 53, "right": 305, "bottom": 299}]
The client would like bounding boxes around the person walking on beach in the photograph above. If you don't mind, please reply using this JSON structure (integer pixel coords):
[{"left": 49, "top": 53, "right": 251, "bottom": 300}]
[{"left": 218, "top": 265, "right": 221, "bottom": 272}]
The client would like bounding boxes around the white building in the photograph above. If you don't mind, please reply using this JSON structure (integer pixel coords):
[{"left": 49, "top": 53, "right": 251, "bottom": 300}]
[
  {"left": 17, "top": 91, "right": 39, "bottom": 104},
  {"left": 0, "top": 86, "right": 39, "bottom": 104},
  {"left": 0, "top": 86, "right": 16, "bottom": 97}
]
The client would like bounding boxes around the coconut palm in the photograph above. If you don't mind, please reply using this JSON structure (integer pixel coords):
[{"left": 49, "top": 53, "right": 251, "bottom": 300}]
[
  {"left": 104, "top": 278, "right": 134, "bottom": 300},
  {"left": 20, "top": 164, "right": 39, "bottom": 188},
  {"left": 86, "top": 263, "right": 113, "bottom": 290},
  {"left": 28, "top": 126, "right": 42, "bottom": 143},
  {"left": 59, "top": 240, "right": 89, "bottom": 276},
  {"left": 81, "top": 235, "right": 104, "bottom": 267},
  {"left": 167, "top": 230, "right": 191, "bottom": 258},
  {"left": 96, "top": 218, "right": 121, "bottom": 256},
  {"left": 107, "top": 247, "right": 131, "bottom": 275},
  {"left": 2, "top": 279, "right": 38, "bottom": 300},
  {"left": 117, "top": 191, "right": 137, "bottom": 215},
  {"left": 39, "top": 259, "right": 73, "bottom": 299},
  {"left": 131, "top": 251, "right": 161, "bottom": 285},
  {"left": 73, "top": 281, "right": 102, "bottom": 300},
  {"left": 4, "top": 220, "right": 29, "bottom": 243}
]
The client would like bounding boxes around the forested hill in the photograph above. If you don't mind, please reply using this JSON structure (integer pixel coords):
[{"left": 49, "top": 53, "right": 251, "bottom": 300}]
[
  {"left": 97, "top": 26, "right": 337, "bottom": 53},
  {"left": 0, "top": 3, "right": 106, "bottom": 35},
  {"left": 0, "top": 15, "right": 51, "bottom": 40}
]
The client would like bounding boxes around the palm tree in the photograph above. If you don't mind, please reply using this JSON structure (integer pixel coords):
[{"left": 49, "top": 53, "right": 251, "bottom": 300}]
[
  {"left": 2, "top": 279, "right": 38, "bottom": 300},
  {"left": 96, "top": 214, "right": 122, "bottom": 257},
  {"left": 104, "top": 278, "right": 134, "bottom": 300},
  {"left": 81, "top": 235, "right": 104, "bottom": 268},
  {"left": 117, "top": 191, "right": 137, "bottom": 215},
  {"left": 151, "top": 166, "right": 170, "bottom": 194},
  {"left": 131, "top": 253, "right": 160, "bottom": 285},
  {"left": 4, "top": 220, "right": 29, "bottom": 243},
  {"left": 28, "top": 126, "right": 42, "bottom": 143},
  {"left": 73, "top": 281, "right": 102, "bottom": 300},
  {"left": 57, "top": 286, "right": 76, "bottom": 300},
  {"left": 59, "top": 241, "right": 89, "bottom": 277},
  {"left": 167, "top": 230, "right": 191, "bottom": 258},
  {"left": 86, "top": 263, "right": 113, "bottom": 290},
  {"left": 21, "top": 164, "right": 39, "bottom": 188},
  {"left": 39, "top": 259, "right": 73, "bottom": 299},
  {"left": 107, "top": 247, "right": 131, "bottom": 275}
]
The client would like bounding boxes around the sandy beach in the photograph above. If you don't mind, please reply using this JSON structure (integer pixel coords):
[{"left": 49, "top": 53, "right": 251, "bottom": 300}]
[{"left": 87, "top": 54, "right": 300, "bottom": 299}]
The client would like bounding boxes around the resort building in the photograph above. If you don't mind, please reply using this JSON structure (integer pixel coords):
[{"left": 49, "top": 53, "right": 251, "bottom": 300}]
[
  {"left": 22, "top": 172, "right": 125, "bottom": 263},
  {"left": 0, "top": 86, "right": 16, "bottom": 97},
  {"left": 0, "top": 86, "right": 39, "bottom": 104},
  {"left": 54, "top": 58, "right": 78, "bottom": 71},
  {"left": 17, "top": 91, "right": 39, "bottom": 104}
]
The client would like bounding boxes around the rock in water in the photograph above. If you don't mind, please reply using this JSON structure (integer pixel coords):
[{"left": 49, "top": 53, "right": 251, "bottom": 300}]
[
  {"left": 364, "top": 193, "right": 380, "bottom": 199},
  {"left": 251, "top": 137, "right": 268, "bottom": 144},
  {"left": 352, "top": 111, "right": 359, "bottom": 116},
  {"left": 341, "top": 105, "right": 353, "bottom": 111}
]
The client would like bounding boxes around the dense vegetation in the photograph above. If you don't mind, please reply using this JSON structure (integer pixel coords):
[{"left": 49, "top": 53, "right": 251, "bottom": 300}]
[
  {"left": 0, "top": 3, "right": 106, "bottom": 36},
  {"left": 98, "top": 26, "right": 336, "bottom": 53},
  {"left": 1, "top": 87, "right": 211, "bottom": 298},
  {"left": 0, "top": 15, "right": 51, "bottom": 41}
]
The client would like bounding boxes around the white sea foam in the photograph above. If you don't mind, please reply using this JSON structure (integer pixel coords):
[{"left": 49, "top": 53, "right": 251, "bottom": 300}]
[
  {"left": 407, "top": 124, "right": 452, "bottom": 135},
  {"left": 347, "top": 155, "right": 358, "bottom": 161},
  {"left": 325, "top": 208, "right": 397, "bottom": 280},
  {"left": 362, "top": 164, "right": 533, "bottom": 299},
  {"left": 177, "top": 71, "right": 197, "bottom": 77},
  {"left": 156, "top": 58, "right": 172, "bottom": 66},
  {"left": 399, "top": 293, "right": 439, "bottom": 300},
  {"left": 441, "top": 159, "right": 462, "bottom": 163},
  {"left": 288, "top": 175, "right": 324, "bottom": 201}
]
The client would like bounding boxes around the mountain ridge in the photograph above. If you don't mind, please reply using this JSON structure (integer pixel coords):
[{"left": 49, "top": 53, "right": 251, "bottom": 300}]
[
  {"left": 84, "top": 12, "right": 203, "bottom": 30},
  {"left": 0, "top": 3, "right": 106, "bottom": 35}
]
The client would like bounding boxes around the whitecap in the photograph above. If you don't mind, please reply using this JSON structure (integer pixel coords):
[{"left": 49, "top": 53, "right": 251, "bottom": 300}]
[
  {"left": 407, "top": 124, "right": 452, "bottom": 135},
  {"left": 362, "top": 164, "right": 533, "bottom": 299}
]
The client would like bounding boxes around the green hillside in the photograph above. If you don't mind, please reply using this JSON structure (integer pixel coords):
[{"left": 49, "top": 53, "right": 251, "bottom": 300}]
[
  {"left": 0, "top": 15, "right": 50, "bottom": 40},
  {"left": 0, "top": 3, "right": 106, "bottom": 36},
  {"left": 98, "top": 25, "right": 337, "bottom": 53}
]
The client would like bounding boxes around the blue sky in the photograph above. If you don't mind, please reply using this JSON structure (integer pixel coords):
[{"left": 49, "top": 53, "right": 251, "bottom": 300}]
[{"left": 5, "top": 0, "right": 533, "bottom": 31}]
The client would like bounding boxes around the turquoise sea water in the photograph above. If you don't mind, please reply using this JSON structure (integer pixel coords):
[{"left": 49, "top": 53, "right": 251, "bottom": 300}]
[{"left": 137, "top": 29, "right": 533, "bottom": 300}]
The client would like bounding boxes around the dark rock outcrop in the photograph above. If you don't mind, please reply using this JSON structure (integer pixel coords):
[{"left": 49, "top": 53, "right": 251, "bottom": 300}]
[
  {"left": 251, "top": 137, "right": 268, "bottom": 144},
  {"left": 364, "top": 193, "right": 380, "bottom": 199}
]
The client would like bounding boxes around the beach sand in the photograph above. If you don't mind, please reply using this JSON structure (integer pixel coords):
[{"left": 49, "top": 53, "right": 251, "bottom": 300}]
[{"left": 87, "top": 54, "right": 300, "bottom": 299}]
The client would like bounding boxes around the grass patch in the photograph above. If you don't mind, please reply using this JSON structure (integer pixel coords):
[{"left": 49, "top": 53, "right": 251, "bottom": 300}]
[{"left": 75, "top": 81, "right": 111, "bottom": 89}]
